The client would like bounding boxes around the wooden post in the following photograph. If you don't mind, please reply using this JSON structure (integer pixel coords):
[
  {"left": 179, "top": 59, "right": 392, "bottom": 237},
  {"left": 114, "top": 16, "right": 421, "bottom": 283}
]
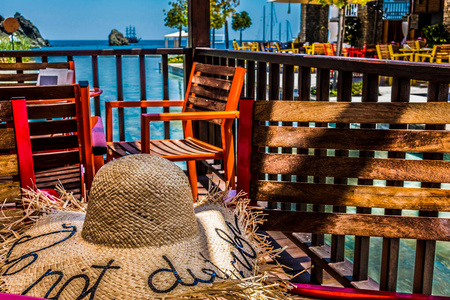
[{"left": 188, "top": 0, "right": 210, "bottom": 49}]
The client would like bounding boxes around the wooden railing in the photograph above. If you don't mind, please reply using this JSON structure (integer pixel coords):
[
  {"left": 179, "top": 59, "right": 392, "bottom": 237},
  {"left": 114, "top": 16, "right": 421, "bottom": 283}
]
[
  {"left": 193, "top": 48, "right": 450, "bottom": 296},
  {"left": 0, "top": 48, "right": 192, "bottom": 140},
  {"left": 1, "top": 47, "right": 450, "bottom": 295}
]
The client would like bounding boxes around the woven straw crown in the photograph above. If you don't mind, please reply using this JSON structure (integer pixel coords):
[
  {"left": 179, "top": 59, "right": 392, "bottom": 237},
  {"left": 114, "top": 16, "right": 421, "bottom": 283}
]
[{"left": 82, "top": 154, "right": 198, "bottom": 247}]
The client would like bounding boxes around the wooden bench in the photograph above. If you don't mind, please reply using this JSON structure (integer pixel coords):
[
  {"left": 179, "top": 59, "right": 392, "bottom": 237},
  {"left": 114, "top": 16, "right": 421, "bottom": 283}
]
[
  {"left": 237, "top": 99, "right": 450, "bottom": 295},
  {"left": 0, "top": 84, "right": 106, "bottom": 199}
]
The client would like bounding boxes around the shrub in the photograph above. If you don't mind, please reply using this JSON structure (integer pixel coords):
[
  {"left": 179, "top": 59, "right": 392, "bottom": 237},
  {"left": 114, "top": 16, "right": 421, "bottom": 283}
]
[
  {"left": 0, "top": 35, "right": 33, "bottom": 62},
  {"left": 168, "top": 55, "right": 184, "bottom": 64},
  {"left": 422, "top": 23, "right": 450, "bottom": 47}
]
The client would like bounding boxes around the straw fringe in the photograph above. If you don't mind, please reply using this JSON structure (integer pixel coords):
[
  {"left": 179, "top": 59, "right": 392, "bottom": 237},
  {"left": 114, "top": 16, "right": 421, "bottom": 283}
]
[
  {"left": 190, "top": 188, "right": 294, "bottom": 299},
  {"left": 0, "top": 185, "right": 86, "bottom": 294},
  {"left": 0, "top": 187, "right": 293, "bottom": 299}
]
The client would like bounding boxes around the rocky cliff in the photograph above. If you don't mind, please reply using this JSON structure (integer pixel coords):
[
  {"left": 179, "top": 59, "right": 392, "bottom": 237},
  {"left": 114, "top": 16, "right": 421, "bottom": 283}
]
[
  {"left": 109, "top": 29, "right": 129, "bottom": 46},
  {"left": 0, "top": 13, "right": 50, "bottom": 47}
]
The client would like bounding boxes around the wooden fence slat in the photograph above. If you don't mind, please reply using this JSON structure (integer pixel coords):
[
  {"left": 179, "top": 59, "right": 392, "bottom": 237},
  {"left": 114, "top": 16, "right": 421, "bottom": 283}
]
[
  {"left": 91, "top": 55, "right": 100, "bottom": 116},
  {"left": 0, "top": 62, "right": 70, "bottom": 70},
  {"left": 252, "top": 126, "right": 450, "bottom": 152},
  {"left": 252, "top": 153, "right": 450, "bottom": 183},
  {"left": 253, "top": 101, "right": 450, "bottom": 124},
  {"left": 259, "top": 210, "right": 450, "bottom": 241},
  {"left": 250, "top": 181, "right": 450, "bottom": 211},
  {"left": 0, "top": 155, "right": 18, "bottom": 176},
  {"left": 0, "top": 182, "right": 21, "bottom": 203},
  {"left": 115, "top": 55, "right": 124, "bottom": 141},
  {"left": 0, "top": 128, "right": 15, "bottom": 150}
]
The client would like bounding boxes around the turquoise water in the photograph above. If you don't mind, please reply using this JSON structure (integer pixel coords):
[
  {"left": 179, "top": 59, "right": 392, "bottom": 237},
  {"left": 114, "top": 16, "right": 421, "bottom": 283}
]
[{"left": 33, "top": 41, "right": 449, "bottom": 296}]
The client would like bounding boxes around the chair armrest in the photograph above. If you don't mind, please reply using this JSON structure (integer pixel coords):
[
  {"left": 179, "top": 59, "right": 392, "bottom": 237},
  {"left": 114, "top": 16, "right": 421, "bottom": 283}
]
[
  {"left": 106, "top": 100, "right": 184, "bottom": 108},
  {"left": 141, "top": 111, "right": 240, "bottom": 122},
  {"left": 91, "top": 116, "right": 107, "bottom": 155}
]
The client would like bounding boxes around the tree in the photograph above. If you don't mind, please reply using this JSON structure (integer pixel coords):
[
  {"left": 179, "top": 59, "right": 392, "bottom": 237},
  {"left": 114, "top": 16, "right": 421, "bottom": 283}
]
[
  {"left": 163, "top": 0, "right": 188, "bottom": 47},
  {"left": 344, "top": 17, "right": 362, "bottom": 47},
  {"left": 232, "top": 11, "right": 252, "bottom": 44},
  {"left": 315, "top": 0, "right": 369, "bottom": 56},
  {"left": 210, "top": 0, "right": 224, "bottom": 48}
]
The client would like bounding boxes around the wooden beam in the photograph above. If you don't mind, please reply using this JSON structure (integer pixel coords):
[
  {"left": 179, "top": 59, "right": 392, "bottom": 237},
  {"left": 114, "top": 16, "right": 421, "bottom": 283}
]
[{"left": 188, "top": 0, "right": 210, "bottom": 48}]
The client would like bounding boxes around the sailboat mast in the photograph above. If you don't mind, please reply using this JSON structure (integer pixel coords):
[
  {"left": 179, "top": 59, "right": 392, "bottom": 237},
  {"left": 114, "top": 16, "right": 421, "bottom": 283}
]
[
  {"left": 270, "top": 2, "right": 273, "bottom": 42},
  {"left": 263, "top": 5, "right": 266, "bottom": 43}
]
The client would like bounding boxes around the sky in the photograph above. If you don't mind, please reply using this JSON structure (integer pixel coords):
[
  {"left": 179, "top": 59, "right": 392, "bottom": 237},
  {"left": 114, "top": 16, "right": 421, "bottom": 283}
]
[{"left": 1, "top": 0, "right": 301, "bottom": 42}]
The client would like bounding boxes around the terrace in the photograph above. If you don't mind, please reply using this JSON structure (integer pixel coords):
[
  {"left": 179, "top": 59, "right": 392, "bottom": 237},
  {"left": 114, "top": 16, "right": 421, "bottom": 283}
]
[{"left": 0, "top": 1, "right": 449, "bottom": 299}]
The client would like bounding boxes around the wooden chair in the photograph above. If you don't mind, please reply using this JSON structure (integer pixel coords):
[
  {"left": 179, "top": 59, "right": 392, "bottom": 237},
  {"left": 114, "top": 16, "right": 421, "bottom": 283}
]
[
  {"left": 0, "top": 61, "right": 75, "bottom": 86},
  {"left": 415, "top": 45, "right": 441, "bottom": 63},
  {"left": 0, "top": 97, "right": 35, "bottom": 222},
  {"left": 311, "top": 43, "right": 326, "bottom": 55},
  {"left": 237, "top": 99, "right": 450, "bottom": 294},
  {"left": 388, "top": 44, "right": 413, "bottom": 61},
  {"left": 265, "top": 42, "right": 278, "bottom": 52},
  {"left": 376, "top": 45, "right": 393, "bottom": 85},
  {"left": 232, "top": 40, "right": 243, "bottom": 50},
  {"left": 0, "top": 84, "right": 106, "bottom": 200},
  {"left": 242, "top": 42, "right": 258, "bottom": 51},
  {"left": 323, "top": 43, "right": 335, "bottom": 56},
  {"left": 376, "top": 44, "right": 390, "bottom": 60},
  {"left": 106, "top": 63, "right": 246, "bottom": 199},
  {"left": 276, "top": 42, "right": 299, "bottom": 54}
]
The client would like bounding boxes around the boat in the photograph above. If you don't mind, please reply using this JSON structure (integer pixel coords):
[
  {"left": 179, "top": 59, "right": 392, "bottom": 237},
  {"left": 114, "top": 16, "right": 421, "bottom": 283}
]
[{"left": 125, "top": 26, "right": 141, "bottom": 43}]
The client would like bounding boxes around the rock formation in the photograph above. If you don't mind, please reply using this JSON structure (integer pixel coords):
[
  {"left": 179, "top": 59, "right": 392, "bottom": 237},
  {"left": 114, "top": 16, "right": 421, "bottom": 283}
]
[
  {"left": 0, "top": 13, "right": 50, "bottom": 47},
  {"left": 109, "top": 29, "right": 129, "bottom": 46}
]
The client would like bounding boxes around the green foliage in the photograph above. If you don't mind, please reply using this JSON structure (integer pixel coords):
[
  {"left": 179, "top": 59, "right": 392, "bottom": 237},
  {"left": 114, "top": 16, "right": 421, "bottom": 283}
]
[
  {"left": 232, "top": 11, "right": 252, "bottom": 32},
  {"left": 422, "top": 23, "right": 450, "bottom": 47},
  {"left": 163, "top": 0, "right": 188, "bottom": 30},
  {"left": 168, "top": 55, "right": 183, "bottom": 64},
  {"left": 217, "top": 0, "right": 240, "bottom": 21},
  {"left": 314, "top": 0, "right": 368, "bottom": 8},
  {"left": 345, "top": 17, "right": 362, "bottom": 47},
  {"left": 210, "top": 0, "right": 225, "bottom": 30},
  {"left": 310, "top": 81, "right": 363, "bottom": 96},
  {"left": 0, "top": 35, "right": 32, "bottom": 62},
  {"left": 232, "top": 11, "right": 251, "bottom": 44}
]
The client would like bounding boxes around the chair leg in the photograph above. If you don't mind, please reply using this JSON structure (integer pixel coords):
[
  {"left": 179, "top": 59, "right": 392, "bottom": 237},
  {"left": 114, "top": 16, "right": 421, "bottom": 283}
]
[{"left": 187, "top": 160, "right": 198, "bottom": 201}]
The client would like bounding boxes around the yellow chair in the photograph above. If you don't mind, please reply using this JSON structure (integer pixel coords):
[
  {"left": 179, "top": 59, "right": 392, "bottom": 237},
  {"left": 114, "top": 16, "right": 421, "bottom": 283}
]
[
  {"left": 376, "top": 44, "right": 390, "bottom": 59},
  {"left": 242, "top": 42, "right": 258, "bottom": 51},
  {"left": 415, "top": 45, "right": 443, "bottom": 63},
  {"left": 375, "top": 45, "right": 393, "bottom": 85},
  {"left": 304, "top": 45, "right": 313, "bottom": 55},
  {"left": 232, "top": 40, "right": 244, "bottom": 51},
  {"left": 388, "top": 44, "right": 413, "bottom": 61},
  {"left": 265, "top": 42, "right": 278, "bottom": 52},
  {"left": 275, "top": 42, "right": 299, "bottom": 54}
]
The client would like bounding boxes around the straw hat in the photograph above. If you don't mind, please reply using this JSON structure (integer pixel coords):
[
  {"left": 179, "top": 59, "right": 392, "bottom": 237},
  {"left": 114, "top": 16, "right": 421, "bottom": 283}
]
[{"left": 0, "top": 154, "right": 290, "bottom": 299}]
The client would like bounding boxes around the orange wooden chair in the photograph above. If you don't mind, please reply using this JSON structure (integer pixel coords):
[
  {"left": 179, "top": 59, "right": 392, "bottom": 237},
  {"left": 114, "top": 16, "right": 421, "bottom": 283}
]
[{"left": 106, "top": 62, "right": 246, "bottom": 199}]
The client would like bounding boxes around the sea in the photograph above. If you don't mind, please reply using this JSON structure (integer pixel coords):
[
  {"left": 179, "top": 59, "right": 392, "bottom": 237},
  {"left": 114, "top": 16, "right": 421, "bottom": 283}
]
[{"left": 32, "top": 40, "right": 449, "bottom": 296}]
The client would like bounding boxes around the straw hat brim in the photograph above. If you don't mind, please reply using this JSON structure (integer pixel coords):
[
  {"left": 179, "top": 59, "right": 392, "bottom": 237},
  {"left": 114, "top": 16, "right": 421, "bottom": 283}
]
[{"left": 2, "top": 203, "right": 259, "bottom": 299}]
